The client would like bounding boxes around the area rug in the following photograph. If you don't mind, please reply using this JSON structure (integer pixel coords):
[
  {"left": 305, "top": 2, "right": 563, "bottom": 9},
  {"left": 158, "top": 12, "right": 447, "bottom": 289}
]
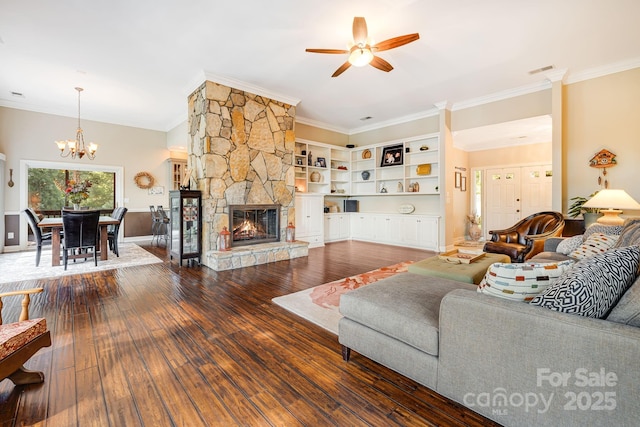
[
  {"left": 0, "top": 243, "right": 163, "bottom": 285},
  {"left": 272, "top": 261, "right": 414, "bottom": 335}
]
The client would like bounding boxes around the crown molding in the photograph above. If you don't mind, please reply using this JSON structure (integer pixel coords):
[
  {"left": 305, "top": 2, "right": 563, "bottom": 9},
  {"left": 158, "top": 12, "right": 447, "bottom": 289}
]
[
  {"left": 451, "top": 81, "right": 552, "bottom": 111},
  {"left": 545, "top": 68, "right": 568, "bottom": 83},
  {"left": 294, "top": 115, "right": 350, "bottom": 135},
  {"left": 347, "top": 108, "right": 440, "bottom": 135},
  {"left": 189, "top": 70, "right": 301, "bottom": 107},
  {"left": 564, "top": 57, "right": 640, "bottom": 85}
]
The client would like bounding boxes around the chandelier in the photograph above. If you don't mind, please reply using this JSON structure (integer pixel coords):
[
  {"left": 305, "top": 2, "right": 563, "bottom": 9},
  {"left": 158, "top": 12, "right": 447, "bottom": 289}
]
[{"left": 55, "top": 87, "right": 98, "bottom": 160}]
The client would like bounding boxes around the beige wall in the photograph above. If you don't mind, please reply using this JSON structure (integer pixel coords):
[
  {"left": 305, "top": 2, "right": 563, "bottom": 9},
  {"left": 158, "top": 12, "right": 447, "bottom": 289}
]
[
  {"left": 0, "top": 107, "right": 170, "bottom": 214},
  {"left": 295, "top": 122, "right": 349, "bottom": 146},
  {"left": 468, "top": 142, "right": 552, "bottom": 169},
  {"left": 349, "top": 115, "right": 440, "bottom": 147},
  {"left": 563, "top": 67, "right": 640, "bottom": 213}
]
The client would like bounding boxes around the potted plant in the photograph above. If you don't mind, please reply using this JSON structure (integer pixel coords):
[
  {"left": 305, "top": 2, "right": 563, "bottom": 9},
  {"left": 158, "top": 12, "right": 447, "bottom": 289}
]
[{"left": 568, "top": 192, "right": 601, "bottom": 228}]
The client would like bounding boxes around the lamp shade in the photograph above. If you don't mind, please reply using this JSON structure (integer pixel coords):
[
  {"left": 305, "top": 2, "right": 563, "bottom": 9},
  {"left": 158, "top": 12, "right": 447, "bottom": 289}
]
[
  {"left": 582, "top": 189, "right": 640, "bottom": 210},
  {"left": 582, "top": 189, "right": 640, "bottom": 225}
]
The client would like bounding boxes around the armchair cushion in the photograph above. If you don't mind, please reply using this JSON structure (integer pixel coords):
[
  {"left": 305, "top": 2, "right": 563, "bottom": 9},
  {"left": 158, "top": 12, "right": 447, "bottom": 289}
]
[{"left": 0, "top": 318, "right": 47, "bottom": 360}]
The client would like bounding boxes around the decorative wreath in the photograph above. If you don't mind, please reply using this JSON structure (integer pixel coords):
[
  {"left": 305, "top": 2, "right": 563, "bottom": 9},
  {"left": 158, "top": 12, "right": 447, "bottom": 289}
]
[{"left": 134, "top": 171, "right": 155, "bottom": 189}]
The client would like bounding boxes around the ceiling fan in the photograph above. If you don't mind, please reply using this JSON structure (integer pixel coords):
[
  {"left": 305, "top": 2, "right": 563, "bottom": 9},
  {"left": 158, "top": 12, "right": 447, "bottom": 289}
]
[{"left": 306, "top": 17, "right": 419, "bottom": 77}]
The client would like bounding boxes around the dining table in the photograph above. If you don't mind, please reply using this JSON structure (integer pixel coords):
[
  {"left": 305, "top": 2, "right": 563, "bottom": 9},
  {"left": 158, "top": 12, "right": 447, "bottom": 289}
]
[{"left": 37, "top": 215, "right": 121, "bottom": 267}]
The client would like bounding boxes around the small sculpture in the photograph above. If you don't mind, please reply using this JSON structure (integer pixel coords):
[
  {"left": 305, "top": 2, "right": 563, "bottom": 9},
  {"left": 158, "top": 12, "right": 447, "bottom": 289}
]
[{"left": 308, "top": 151, "right": 312, "bottom": 166}]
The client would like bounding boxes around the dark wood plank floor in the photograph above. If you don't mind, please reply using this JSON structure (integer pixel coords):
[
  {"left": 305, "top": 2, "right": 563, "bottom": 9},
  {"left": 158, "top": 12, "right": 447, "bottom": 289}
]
[{"left": 0, "top": 241, "right": 501, "bottom": 427}]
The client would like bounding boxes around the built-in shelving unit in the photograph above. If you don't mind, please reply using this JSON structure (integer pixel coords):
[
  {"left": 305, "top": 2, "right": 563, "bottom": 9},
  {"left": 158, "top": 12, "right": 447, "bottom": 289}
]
[{"left": 295, "top": 134, "right": 440, "bottom": 196}]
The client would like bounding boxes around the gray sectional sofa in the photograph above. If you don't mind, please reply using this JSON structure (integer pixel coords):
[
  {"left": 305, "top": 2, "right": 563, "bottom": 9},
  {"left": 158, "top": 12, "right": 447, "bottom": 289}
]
[{"left": 339, "top": 220, "right": 640, "bottom": 427}]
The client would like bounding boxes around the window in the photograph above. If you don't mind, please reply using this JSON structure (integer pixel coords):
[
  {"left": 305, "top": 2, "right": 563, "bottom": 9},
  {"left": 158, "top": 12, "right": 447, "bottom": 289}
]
[{"left": 28, "top": 167, "right": 115, "bottom": 213}]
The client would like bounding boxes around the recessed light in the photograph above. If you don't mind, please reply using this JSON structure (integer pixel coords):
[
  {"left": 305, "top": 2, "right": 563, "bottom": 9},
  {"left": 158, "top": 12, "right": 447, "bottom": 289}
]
[{"left": 359, "top": 116, "right": 373, "bottom": 121}]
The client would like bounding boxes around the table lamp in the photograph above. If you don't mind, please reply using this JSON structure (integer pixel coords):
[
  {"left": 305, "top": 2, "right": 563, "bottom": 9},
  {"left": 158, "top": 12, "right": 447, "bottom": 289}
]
[{"left": 582, "top": 189, "right": 640, "bottom": 225}]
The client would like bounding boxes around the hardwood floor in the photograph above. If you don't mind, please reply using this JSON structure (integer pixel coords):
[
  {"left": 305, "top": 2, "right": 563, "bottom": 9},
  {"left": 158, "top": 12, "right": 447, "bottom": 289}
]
[{"left": 0, "top": 241, "right": 500, "bottom": 427}]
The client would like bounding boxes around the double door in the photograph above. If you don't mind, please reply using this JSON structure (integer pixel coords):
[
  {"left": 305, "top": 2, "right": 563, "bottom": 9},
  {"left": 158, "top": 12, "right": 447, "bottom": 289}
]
[{"left": 483, "top": 165, "right": 552, "bottom": 238}]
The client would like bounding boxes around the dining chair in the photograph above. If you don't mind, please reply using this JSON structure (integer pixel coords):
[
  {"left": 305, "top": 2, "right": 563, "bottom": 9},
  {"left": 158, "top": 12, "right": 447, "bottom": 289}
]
[
  {"left": 150, "top": 205, "right": 162, "bottom": 245},
  {"left": 21, "top": 208, "right": 53, "bottom": 267},
  {"left": 156, "top": 205, "right": 170, "bottom": 245},
  {"left": 107, "top": 207, "right": 128, "bottom": 256},
  {"left": 61, "top": 209, "right": 100, "bottom": 270}
]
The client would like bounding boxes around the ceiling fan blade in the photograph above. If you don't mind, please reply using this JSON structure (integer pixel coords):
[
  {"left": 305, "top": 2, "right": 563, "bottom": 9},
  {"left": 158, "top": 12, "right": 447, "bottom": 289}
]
[
  {"left": 373, "top": 33, "right": 420, "bottom": 52},
  {"left": 331, "top": 61, "right": 352, "bottom": 78},
  {"left": 305, "top": 48, "right": 349, "bottom": 54},
  {"left": 370, "top": 56, "right": 394, "bottom": 73},
  {"left": 352, "top": 17, "right": 368, "bottom": 44}
]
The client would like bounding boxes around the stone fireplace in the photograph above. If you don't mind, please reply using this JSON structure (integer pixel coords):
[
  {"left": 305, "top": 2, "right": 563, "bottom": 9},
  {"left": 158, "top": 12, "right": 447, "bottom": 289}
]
[
  {"left": 187, "top": 80, "right": 307, "bottom": 271},
  {"left": 229, "top": 204, "right": 280, "bottom": 247}
]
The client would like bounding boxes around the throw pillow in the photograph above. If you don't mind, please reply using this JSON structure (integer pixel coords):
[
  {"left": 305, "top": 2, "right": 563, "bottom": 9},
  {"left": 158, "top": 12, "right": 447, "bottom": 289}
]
[
  {"left": 614, "top": 222, "right": 640, "bottom": 248},
  {"left": 477, "top": 260, "right": 575, "bottom": 302},
  {"left": 583, "top": 223, "right": 623, "bottom": 240},
  {"left": 530, "top": 246, "right": 640, "bottom": 318},
  {"left": 556, "top": 235, "right": 583, "bottom": 255},
  {"left": 569, "top": 233, "right": 619, "bottom": 259}
]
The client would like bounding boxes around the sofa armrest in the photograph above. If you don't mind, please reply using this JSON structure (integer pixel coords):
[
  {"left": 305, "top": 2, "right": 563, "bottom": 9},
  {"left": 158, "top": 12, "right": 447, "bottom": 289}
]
[
  {"left": 543, "top": 237, "right": 566, "bottom": 252},
  {"left": 437, "top": 289, "right": 640, "bottom": 426}
]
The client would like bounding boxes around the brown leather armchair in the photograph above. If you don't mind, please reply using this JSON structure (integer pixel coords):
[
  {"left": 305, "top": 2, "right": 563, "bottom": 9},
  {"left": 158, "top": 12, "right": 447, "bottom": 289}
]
[{"left": 483, "top": 211, "right": 565, "bottom": 262}]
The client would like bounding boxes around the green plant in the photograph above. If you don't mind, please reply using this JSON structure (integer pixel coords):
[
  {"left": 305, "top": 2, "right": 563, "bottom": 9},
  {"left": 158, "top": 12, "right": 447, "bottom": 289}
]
[{"left": 568, "top": 193, "right": 600, "bottom": 218}]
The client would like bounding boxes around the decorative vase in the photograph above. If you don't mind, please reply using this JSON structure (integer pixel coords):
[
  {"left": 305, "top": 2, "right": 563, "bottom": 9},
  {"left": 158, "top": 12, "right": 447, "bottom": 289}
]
[
  {"left": 469, "top": 223, "right": 482, "bottom": 241},
  {"left": 361, "top": 170, "right": 370, "bottom": 181},
  {"left": 310, "top": 171, "right": 321, "bottom": 182},
  {"left": 73, "top": 203, "right": 80, "bottom": 210}
]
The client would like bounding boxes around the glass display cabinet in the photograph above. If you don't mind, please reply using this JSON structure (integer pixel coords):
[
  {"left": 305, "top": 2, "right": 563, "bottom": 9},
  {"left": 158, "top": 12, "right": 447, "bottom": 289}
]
[{"left": 169, "top": 190, "right": 202, "bottom": 266}]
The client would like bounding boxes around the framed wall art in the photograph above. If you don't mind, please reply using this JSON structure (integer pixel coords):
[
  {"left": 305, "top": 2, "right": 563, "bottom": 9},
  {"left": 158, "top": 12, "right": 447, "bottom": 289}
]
[
  {"left": 455, "top": 171, "right": 462, "bottom": 188},
  {"left": 380, "top": 144, "right": 403, "bottom": 167}
]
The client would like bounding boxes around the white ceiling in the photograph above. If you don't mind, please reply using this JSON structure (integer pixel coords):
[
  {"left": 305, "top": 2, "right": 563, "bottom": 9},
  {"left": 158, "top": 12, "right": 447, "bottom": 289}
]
[{"left": 1, "top": 0, "right": 639, "bottom": 137}]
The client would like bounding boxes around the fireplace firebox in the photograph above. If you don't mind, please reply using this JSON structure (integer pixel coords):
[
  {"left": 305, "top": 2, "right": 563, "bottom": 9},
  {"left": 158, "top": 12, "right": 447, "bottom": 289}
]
[{"left": 229, "top": 205, "right": 280, "bottom": 247}]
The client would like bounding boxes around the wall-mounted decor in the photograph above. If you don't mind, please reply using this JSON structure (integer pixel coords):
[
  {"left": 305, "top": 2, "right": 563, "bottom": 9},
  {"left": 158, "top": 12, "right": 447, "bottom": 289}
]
[
  {"left": 134, "top": 171, "right": 155, "bottom": 189},
  {"left": 589, "top": 148, "right": 617, "bottom": 188},
  {"left": 455, "top": 171, "right": 462, "bottom": 188},
  {"left": 461, "top": 176, "right": 467, "bottom": 192},
  {"left": 380, "top": 144, "right": 403, "bottom": 167}
]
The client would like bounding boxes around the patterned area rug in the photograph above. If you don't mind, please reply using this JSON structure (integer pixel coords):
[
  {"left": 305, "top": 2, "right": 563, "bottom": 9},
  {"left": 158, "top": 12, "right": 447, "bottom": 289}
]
[
  {"left": 272, "top": 261, "right": 414, "bottom": 335},
  {"left": 0, "top": 243, "right": 163, "bottom": 285}
]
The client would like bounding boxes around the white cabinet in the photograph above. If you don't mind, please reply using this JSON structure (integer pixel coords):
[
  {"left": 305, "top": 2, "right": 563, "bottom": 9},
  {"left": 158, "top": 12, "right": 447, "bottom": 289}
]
[
  {"left": 349, "top": 213, "right": 439, "bottom": 250},
  {"left": 401, "top": 216, "right": 439, "bottom": 250},
  {"left": 295, "top": 194, "right": 324, "bottom": 248},
  {"left": 324, "top": 213, "right": 350, "bottom": 242},
  {"left": 350, "top": 213, "right": 375, "bottom": 241}
]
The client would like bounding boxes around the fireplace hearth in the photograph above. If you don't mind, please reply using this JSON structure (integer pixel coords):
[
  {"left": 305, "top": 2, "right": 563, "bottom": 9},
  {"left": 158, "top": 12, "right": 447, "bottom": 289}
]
[{"left": 229, "top": 205, "right": 280, "bottom": 247}]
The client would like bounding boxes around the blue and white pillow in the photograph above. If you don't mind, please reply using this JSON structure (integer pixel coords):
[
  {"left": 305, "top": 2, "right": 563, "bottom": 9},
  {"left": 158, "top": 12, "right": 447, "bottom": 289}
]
[
  {"left": 556, "top": 235, "right": 583, "bottom": 255},
  {"left": 530, "top": 246, "right": 640, "bottom": 318}
]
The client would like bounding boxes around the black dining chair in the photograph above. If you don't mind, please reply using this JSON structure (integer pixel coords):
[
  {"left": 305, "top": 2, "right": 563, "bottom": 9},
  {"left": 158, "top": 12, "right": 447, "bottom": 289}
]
[
  {"left": 61, "top": 209, "right": 100, "bottom": 270},
  {"left": 107, "top": 207, "right": 128, "bottom": 257},
  {"left": 21, "top": 208, "right": 54, "bottom": 267}
]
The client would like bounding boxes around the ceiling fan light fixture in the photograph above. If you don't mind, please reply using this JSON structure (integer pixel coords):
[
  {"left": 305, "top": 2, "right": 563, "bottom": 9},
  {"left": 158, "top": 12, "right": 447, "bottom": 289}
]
[{"left": 348, "top": 45, "right": 374, "bottom": 67}]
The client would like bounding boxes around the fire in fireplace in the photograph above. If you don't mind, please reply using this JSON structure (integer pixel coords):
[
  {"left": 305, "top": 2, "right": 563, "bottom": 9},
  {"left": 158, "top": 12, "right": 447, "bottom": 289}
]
[{"left": 229, "top": 204, "right": 280, "bottom": 247}]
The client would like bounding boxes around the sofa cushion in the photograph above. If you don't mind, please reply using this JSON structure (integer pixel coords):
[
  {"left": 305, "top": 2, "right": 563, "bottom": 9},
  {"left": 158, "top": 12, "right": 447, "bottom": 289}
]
[
  {"left": 339, "top": 273, "right": 475, "bottom": 357},
  {"left": 530, "top": 246, "right": 640, "bottom": 318},
  {"left": 569, "top": 232, "right": 619, "bottom": 259},
  {"left": 556, "top": 235, "right": 583, "bottom": 255},
  {"left": 606, "top": 275, "right": 640, "bottom": 327},
  {"left": 477, "top": 260, "right": 574, "bottom": 302}
]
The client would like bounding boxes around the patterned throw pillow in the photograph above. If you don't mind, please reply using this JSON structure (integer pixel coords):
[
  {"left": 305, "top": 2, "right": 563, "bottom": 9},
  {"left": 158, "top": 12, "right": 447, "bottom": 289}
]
[
  {"left": 556, "top": 235, "right": 583, "bottom": 255},
  {"left": 583, "top": 223, "right": 623, "bottom": 240},
  {"left": 569, "top": 233, "right": 619, "bottom": 259},
  {"left": 478, "top": 260, "right": 575, "bottom": 302},
  {"left": 530, "top": 246, "right": 640, "bottom": 318},
  {"left": 614, "top": 223, "right": 640, "bottom": 248}
]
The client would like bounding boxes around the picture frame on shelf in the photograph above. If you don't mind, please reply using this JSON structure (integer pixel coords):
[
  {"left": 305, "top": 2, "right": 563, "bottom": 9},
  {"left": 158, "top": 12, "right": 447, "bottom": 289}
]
[
  {"left": 455, "top": 171, "right": 462, "bottom": 188},
  {"left": 316, "top": 157, "right": 327, "bottom": 168},
  {"left": 380, "top": 144, "right": 403, "bottom": 167}
]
